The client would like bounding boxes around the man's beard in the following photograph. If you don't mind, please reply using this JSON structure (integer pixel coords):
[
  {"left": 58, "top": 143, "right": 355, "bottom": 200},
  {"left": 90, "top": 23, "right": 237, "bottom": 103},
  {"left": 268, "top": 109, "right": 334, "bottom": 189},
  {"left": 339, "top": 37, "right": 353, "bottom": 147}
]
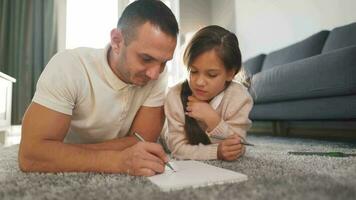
[
  {"left": 134, "top": 73, "right": 150, "bottom": 86},
  {"left": 116, "top": 51, "right": 133, "bottom": 84}
]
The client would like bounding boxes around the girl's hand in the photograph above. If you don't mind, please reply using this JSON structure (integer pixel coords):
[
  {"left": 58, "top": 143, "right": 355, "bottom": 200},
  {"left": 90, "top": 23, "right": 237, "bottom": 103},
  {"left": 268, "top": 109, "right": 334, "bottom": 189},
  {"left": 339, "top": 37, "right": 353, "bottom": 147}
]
[
  {"left": 217, "top": 134, "right": 245, "bottom": 161},
  {"left": 185, "top": 96, "right": 220, "bottom": 130}
]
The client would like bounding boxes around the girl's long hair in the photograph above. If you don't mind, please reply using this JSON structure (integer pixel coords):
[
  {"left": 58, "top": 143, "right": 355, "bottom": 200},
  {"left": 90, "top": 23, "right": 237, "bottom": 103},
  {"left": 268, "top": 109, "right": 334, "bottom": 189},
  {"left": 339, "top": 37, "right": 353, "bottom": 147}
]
[
  {"left": 180, "top": 25, "right": 243, "bottom": 145},
  {"left": 181, "top": 80, "right": 211, "bottom": 145}
]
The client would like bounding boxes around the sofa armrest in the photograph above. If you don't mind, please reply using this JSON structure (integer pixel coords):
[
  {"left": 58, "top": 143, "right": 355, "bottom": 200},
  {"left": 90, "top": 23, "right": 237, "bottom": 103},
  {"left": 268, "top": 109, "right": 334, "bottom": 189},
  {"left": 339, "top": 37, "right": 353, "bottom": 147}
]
[
  {"left": 250, "top": 45, "right": 356, "bottom": 104},
  {"left": 243, "top": 54, "right": 266, "bottom": 76}
]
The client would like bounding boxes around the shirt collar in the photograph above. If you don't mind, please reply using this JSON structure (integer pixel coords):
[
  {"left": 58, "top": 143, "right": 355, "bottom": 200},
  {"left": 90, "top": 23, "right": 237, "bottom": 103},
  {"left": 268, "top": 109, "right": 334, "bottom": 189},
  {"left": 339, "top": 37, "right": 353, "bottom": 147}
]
[
  {"left": 102, "top": 44, "right": 129, "bottom": 91},
  {"left": 209, "top": 90, "right": 225, "bottom": 110}
]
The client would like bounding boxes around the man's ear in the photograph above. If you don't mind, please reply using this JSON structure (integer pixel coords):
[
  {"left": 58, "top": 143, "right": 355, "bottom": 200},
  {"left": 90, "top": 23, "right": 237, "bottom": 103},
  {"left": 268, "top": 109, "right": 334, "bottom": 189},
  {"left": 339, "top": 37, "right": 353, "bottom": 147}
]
[{"left": 110, "top": 28, "right": 124, "bottom": 53}]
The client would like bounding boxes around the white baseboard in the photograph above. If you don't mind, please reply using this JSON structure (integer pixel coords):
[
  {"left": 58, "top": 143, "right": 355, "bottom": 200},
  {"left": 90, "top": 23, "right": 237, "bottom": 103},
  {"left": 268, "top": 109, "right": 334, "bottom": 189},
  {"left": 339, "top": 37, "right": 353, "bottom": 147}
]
[
  {"left": 9, "top": 125, "right": 21, "bottom": 136},
  {"left": 0, "top": 125, "right": 21, "bottom": 146}
]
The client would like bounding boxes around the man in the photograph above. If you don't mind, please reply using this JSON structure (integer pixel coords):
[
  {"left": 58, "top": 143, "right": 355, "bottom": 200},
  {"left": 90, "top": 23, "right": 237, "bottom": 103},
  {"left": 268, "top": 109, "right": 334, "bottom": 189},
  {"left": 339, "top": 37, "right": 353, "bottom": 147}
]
[{"left": 18, "top": 0, "right": 178, "bottom": 177}]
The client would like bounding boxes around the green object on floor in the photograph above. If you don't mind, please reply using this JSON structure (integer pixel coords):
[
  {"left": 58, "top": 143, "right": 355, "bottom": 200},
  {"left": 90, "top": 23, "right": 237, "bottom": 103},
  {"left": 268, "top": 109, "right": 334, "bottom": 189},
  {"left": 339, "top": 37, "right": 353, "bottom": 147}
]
[{"left": 288, "top": 151, "right": 356, "bottom": 157}]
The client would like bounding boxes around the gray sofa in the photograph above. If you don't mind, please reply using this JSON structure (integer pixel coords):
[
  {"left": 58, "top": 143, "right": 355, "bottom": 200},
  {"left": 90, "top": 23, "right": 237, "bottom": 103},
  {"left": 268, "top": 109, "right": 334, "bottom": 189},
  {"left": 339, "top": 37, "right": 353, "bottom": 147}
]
[{"left": 243, "top": 22, "right": 356, "bottom": 136}]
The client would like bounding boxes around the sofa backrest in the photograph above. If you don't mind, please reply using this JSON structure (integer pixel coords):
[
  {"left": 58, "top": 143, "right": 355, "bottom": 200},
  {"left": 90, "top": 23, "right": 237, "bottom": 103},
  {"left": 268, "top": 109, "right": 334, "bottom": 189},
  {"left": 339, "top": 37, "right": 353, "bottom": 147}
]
[
  {"left": 322, "top": 22, "right": 356, "bottom": 53},
  {"left": 261, "top": 30, "right": 330, "bottom": 71},
  {"left": 243, "top": 54, "right": 266, "bottom": 76}
]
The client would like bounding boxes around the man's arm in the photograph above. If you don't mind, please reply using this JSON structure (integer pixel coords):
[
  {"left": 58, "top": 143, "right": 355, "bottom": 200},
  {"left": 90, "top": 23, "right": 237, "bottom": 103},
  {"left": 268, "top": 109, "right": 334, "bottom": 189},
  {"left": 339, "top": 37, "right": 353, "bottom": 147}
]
[
  {"left": 18, "top": 103, "right": 167, "bottom": 175},
  {"left": 128, "top": 106, "right": 165, "bottom": 142}
]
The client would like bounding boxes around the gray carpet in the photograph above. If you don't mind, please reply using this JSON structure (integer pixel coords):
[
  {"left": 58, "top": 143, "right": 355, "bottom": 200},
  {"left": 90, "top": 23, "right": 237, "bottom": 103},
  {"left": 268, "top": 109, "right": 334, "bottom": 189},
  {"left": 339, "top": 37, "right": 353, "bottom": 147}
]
[{"left": 0, "top": 135, "right": 355, "bottom": 200}]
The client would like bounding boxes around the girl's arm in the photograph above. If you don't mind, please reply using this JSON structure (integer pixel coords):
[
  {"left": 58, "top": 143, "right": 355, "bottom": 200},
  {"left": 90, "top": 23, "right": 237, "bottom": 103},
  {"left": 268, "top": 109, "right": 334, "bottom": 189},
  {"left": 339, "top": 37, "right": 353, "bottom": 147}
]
[
  {"left": 164, "top": 84, "right": 253, "bottom": 160},
  {"left": 206, "top": 87, "right": 253, "bottom": 161},
  {"left": 164, "top": 87, "right": 219, "bottom": 160},
  {"left": 206, "top": 89, "right": 253, "bottom": 140}
]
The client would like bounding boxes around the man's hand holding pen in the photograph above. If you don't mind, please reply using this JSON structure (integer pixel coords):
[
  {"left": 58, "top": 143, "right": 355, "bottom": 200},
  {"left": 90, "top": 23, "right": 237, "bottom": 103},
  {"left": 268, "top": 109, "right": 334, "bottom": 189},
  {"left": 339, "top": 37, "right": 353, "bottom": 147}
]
[{"left": 119, "top": 140, "right": 168, "bottom": 177}]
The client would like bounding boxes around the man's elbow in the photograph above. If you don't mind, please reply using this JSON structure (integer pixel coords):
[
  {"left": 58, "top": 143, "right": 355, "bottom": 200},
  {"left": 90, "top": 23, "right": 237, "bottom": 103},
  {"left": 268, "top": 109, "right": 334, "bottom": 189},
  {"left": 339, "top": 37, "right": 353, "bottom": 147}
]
[
  {"left": 18, "top": 143, "right": 39, "bottom": 172},
  {"left": 18, "top": 152, "right": 33, "bottom": 172}
]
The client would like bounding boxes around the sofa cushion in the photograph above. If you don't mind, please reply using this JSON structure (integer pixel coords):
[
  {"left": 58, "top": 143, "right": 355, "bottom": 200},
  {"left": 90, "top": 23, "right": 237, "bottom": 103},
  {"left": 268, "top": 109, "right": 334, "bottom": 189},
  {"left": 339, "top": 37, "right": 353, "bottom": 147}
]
[
  {"left": 250, "top": 94, "right": 356, "bottom": 120},
  {"left": 250, "top": 45, "right": 356, "bottom": 104},
  {"left": 322, "top": 22, "right": 356, "bottom": 53},
  {"left": 261, "top": 31, "right": 330, "bottom": 71},
  {"left": 243, "top": 54, "right": 266, "bottom": 76}
]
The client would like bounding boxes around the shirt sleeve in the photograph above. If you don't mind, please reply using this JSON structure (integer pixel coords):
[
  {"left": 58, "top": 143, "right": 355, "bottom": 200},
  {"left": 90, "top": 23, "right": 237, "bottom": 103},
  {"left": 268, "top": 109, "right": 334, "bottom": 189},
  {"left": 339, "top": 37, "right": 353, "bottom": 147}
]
[
  {"left": 206, "top": 86, "right": 253, "bottom": 140},
  {"left": 142, "top": 67, "right": 168, "bottom": 107},
  {"left": 164, "top": 85, "right": 219, "bottom": 160},
  {"left": 32, "top": 51, "right": 84, "bottom": 115}
]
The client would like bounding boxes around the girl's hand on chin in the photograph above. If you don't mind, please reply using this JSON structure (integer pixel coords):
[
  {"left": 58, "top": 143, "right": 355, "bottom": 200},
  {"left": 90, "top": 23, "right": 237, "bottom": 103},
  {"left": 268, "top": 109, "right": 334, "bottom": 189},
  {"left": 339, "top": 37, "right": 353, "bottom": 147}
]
[
  {"left": 187, "top": 95, "right": 202, "bottom": 102},
  {"left": 186, "top": 95, "right": 219, "bottom": 125}
]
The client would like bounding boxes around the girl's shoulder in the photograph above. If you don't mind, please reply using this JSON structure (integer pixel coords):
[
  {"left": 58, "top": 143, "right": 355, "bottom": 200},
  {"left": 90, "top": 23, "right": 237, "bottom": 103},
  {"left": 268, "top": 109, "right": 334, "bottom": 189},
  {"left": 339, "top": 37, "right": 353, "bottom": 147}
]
[
  {"left": 223, "top": 81, "right": 253, "bottom": 103},
  {"left": 226, "top": 81, "right": 250, "bottom": 96},
  {"left": 219, "top": 82, "right": 253, "bottom": 113},
  {"left": 165, "top": 82, "right": 186, "bottom": 107},
  {"left": 166, "top": 82, "right": 183, "bottom": 97},
  {"left": 164, "top": 82, "right": 185, "bottom": 110}
]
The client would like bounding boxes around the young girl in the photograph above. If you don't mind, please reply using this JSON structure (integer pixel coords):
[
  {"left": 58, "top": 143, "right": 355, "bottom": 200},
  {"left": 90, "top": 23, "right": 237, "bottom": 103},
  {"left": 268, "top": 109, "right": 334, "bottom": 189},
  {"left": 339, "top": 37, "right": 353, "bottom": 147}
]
[{"left": 164, "top": 25, "right": 253, "bottom": 161}]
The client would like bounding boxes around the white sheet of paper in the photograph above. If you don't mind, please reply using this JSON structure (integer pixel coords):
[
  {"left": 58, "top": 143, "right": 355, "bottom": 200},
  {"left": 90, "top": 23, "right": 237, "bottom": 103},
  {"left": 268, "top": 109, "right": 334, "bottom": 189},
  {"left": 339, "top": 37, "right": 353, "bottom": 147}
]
[{"left": 148, "top": 160, "right": 248, "bottom": 192}]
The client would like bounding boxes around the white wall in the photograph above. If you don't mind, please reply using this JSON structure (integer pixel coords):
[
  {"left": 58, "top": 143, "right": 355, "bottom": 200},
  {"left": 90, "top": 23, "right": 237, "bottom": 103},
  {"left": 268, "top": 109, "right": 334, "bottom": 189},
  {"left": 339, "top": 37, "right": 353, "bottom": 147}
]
[
  {"left": 234, "top": 0, "right": 356, "bottom": 61},
  {"left": 55, "top": 0, "right": 66, "bottom": 51},
  {"left": 179, "top": 0, "right": 211, "bottom": 44},
  {"left": 180, "top": 0, "right": 237, "bottom": 43},
  {"left": 211, "top": 0, "right": 235, "bottom": 32}
]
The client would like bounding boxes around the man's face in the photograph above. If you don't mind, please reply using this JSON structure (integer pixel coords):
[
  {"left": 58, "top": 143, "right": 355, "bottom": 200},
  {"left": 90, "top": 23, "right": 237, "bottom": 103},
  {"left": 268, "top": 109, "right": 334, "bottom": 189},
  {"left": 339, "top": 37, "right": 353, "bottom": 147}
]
[{"left": 114, "top": 22, "right": 177, "bottom": 86}]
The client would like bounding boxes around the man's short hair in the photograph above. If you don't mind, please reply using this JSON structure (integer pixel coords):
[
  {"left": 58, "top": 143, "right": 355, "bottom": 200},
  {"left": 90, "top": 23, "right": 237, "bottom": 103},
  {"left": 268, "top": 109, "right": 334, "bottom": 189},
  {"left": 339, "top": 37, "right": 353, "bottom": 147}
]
[{"left": 117, "top": 0, "right": 179, "bottom": 45}]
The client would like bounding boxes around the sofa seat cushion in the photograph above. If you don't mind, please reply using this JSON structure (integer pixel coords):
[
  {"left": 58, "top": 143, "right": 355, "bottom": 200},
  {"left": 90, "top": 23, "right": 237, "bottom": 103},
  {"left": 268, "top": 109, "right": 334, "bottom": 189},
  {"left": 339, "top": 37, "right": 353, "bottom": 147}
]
[
  {"left": 322, "top": 22, "right": 356, "bottom": 53},
  {"left": 250, "top": 94, "right": 356, "bottom": 120},
  {"left": 261, "top": 31, "right": 330, "bottom": 71},
  {"left": 243, "top": 54, "right": 266, "bottom": 76},
  {"left": 250, "top": 45, "right": 356, "bottom": 104}
]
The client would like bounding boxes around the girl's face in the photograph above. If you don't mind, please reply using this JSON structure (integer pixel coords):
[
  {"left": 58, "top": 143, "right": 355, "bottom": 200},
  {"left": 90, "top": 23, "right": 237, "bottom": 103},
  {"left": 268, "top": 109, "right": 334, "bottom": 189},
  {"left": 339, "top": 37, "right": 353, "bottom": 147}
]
[{"left": 188, "top": 49, "right": 235, "bottom": 101}]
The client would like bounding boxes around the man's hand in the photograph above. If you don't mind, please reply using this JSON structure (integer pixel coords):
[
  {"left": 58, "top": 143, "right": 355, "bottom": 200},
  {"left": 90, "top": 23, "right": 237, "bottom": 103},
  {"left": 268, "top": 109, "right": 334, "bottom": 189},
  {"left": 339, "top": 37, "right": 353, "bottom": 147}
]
[
  {"left": 217, "top": 134, "right": 245, "bottom": 161},
  {"left": 185, "top": 96, "right": 221, "bottom": 131},
  {"left": 118, "top": 142, "right": 168, "bottom": 176}
]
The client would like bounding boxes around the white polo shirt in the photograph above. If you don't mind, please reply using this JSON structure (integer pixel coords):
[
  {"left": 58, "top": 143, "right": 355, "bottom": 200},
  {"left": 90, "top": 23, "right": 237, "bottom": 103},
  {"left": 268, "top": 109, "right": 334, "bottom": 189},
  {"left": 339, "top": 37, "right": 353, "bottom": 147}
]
[{"left": 33, "top": 46, "right": 167, "bottom": 144}]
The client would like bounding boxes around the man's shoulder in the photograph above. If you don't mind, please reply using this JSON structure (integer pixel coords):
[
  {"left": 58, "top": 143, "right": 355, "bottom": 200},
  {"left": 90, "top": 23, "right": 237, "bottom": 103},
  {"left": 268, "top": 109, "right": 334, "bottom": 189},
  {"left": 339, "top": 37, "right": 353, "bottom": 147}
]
[
  {"left": 48, "top": 48, "right": 87, "bottom": 66},
  {"left": 41, "top": 47, "right": 105, "bottom": 90},
  {"left": 47, "top": 47, "right": 104, "bottom": 74},
  {"left": 55, "top": 47, "right": 102, "bottom": 61}
]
